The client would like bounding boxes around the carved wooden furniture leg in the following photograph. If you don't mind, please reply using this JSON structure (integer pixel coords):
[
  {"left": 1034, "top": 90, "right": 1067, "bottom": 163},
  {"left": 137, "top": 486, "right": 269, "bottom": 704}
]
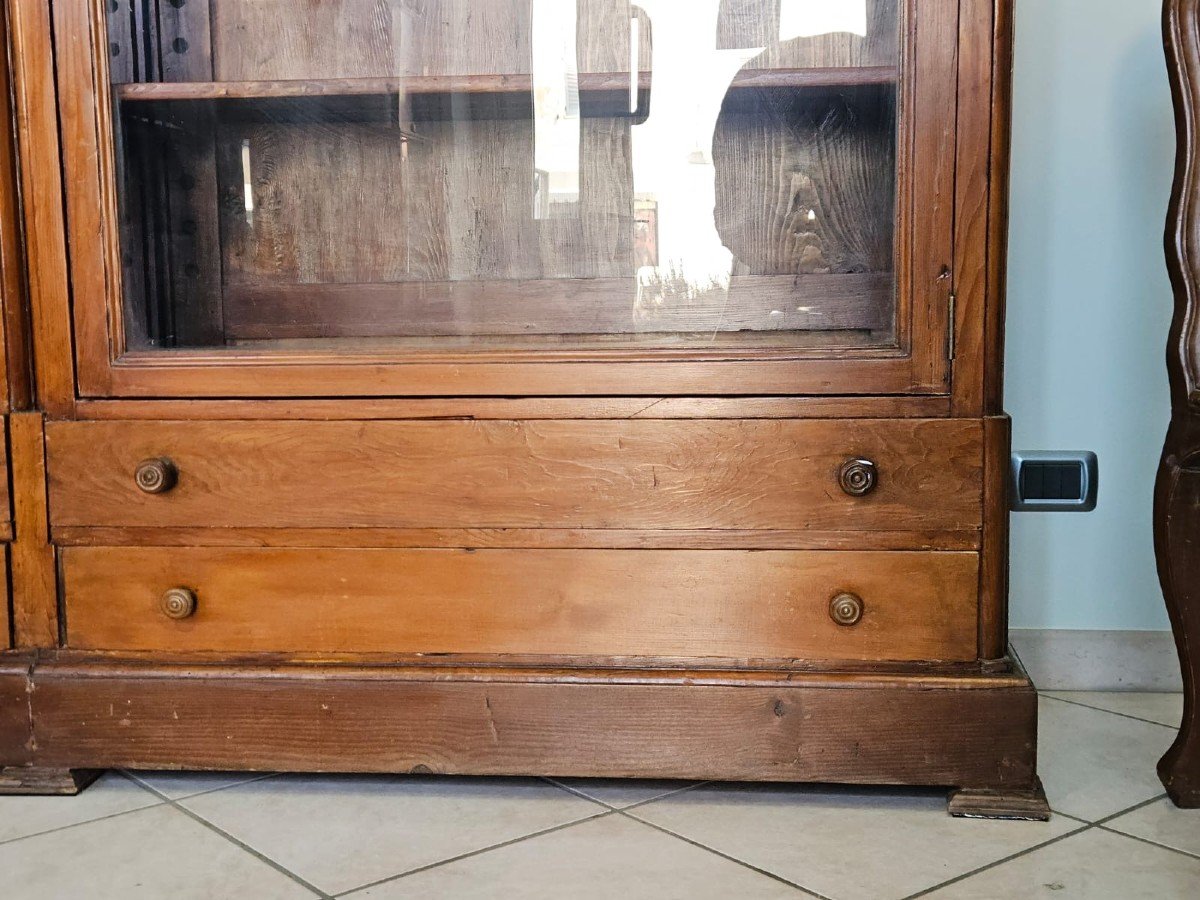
[
  {"left": 1161, "top": 0, "right": 1200, "bottom": 809},
  {"left": 1155, "top": 440, "right": 1200, "bottom": 807},
  {"left": 948, "top": 779, "right": 1051, "bottom": 821},
  {"left": 0, "top": 768, "right": 102, "bottom": 796}
]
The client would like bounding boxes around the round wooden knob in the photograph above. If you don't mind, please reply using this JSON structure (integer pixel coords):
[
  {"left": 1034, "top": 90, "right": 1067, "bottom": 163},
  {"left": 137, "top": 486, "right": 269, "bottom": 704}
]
[
  {"left": 160, "top": 587, "right": 197, "bottom": 620},
  {"left": 829, "top": 593, "right": 864, "bottom": 627},
  {"left": 839, "top": 459, "right": 878, "bottom": 497},
  {"left": 135, "top": 457, "right": 178, "bottom": 494}
]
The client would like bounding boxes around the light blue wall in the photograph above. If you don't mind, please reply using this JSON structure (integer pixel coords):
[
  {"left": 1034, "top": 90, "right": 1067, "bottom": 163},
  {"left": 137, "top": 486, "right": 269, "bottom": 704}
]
[{"left": 1007, "top": 0, "right": 1175, "bottom": 630}]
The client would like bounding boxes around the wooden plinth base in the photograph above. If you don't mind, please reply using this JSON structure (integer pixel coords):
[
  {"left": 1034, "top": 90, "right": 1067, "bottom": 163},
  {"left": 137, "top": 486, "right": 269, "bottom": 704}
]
[
  {"left": 2, "top": 652, "right": 1043, "bottom": 813},
  {"left": 0, "top": 767, "right": 102, "bottom": 795},
  {"left": 948, "top": 778, "right": 1051, "bottom": 821}
]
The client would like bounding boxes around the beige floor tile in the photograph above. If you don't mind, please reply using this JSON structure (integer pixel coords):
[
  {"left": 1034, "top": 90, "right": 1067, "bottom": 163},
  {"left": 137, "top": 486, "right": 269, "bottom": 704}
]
[
  {"left": 547, "top": 778, "right": 700, "bottom": 809},
  {"left": 1041, "top": 691, "right": 1184, "bottom": 728},
  {"left": 127, "top": 769, "right": 277, "bottom": 800},
  {"left": 0, "top": 771, "right": 159, "bottom": 844},
  {"left": 0, "top": 803, "right": 315, "bottom": 899},
  {"left": 1038, "top": 695, "right": 1176, "bottom": 821},
  {"left": 1106, "top": 797, "right": 1200, "bottom": 858},
  {"left": 923, "top": 826, "right": 1200, "bottom": 899},
  {"left": 181, "top": 774, "right": 604, "bottom": 895},
  {"left": 346, "top": 813, "right": 802, "bottom": 899},
  {"left": 629, "top": 783, "right": 1080, "bottom": 900}
]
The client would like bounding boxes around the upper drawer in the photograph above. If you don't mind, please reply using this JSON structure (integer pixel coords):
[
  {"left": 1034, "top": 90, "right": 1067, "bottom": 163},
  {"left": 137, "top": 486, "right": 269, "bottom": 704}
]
[{"left": 45, "top": 419, "right": 983, "bottom": 533}]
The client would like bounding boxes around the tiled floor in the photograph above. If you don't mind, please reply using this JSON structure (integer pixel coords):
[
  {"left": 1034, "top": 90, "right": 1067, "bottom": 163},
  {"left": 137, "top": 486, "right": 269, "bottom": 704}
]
[{"left": 1, "top": 692, "right": 1195, "bottom": 899}]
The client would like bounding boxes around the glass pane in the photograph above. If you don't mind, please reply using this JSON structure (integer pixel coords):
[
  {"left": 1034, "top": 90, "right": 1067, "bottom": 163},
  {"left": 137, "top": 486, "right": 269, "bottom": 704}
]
[{"left": 105, "top": 0, "right": 900, "bottom": 354}]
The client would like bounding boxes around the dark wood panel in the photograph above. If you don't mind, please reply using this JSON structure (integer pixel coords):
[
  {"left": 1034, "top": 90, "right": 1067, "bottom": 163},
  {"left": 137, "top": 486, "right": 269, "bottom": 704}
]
[
  {"left": 46, "top": 419, "right": 984, "bottom": 531},
  {"left": 21, "top": 657, "right": 1039, "bottom": 792},
  {"left": 63, "top": 548, "right": 979, "bottom": 661},
  {"left": 714, "top": 84, "right": 895, "bottom": 280},
  {"left": 223, "top": 275, "right": 891, "bottom": 340},
  {"left": 0, "top": 654, "right": 33, "bottom": 766}
]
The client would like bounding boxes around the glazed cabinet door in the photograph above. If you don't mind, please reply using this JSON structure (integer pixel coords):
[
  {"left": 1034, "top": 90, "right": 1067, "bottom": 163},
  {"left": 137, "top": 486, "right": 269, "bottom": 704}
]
[{"left": 53, "top": 0, "right": 959, "bottom": 398}]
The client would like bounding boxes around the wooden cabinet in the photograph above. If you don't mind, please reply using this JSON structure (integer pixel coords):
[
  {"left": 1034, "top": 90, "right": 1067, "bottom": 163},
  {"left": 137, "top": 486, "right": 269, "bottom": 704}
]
[{"left": 0, "top": 0, "right": 1047, "bottom": 816}]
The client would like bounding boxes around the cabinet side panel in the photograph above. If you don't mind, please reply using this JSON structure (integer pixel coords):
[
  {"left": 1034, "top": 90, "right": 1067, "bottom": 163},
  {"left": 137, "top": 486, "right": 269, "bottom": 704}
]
[
  {"left": 0, "top": 1, "right": 32, "bottom": 412},
  {"left": 950, "top": 0, "right": 996, "bottom": 415},
  {"left": 10, "top": 413, "right": 55, "bottom": 648},
  {"left": 1, "top": 546, "right": 9, "bottom": 650},
  {"left": 6, "top": 0, "right": 77, "bottom": 412},
  {"left": 979, "top": 415, "right": 1011, "bottom": 660}
]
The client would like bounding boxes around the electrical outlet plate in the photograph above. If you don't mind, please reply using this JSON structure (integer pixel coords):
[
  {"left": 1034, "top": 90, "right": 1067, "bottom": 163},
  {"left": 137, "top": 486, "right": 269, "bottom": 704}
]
[{"left": 1010, "top": 451, "right": 1099, "bottom": 512}]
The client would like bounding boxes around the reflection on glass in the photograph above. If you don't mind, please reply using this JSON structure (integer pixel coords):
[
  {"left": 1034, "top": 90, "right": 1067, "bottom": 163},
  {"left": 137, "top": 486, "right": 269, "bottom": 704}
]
[{"left": 106, "top": 0, "right": 896, "bottom": 353}]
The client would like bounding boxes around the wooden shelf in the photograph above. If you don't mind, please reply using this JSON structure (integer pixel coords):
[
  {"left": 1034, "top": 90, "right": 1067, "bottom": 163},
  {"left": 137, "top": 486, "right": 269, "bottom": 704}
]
[
  {"left": 222, "top": 273, "right": 894, "bottom": 341},
  {"left": 114, "top": 67, "right": 899, "bottom": 103}
]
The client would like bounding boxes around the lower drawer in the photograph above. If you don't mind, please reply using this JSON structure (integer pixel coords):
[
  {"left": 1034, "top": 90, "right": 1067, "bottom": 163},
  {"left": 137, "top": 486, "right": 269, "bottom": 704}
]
[{"left": 62, "top": 548, "right": 980, "bottom": 662}]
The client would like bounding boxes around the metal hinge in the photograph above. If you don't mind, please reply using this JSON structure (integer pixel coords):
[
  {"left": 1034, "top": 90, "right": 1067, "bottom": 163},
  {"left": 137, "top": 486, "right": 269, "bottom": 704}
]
[{"left": 947, "top": 289, "right": 958, "bottom": 360}]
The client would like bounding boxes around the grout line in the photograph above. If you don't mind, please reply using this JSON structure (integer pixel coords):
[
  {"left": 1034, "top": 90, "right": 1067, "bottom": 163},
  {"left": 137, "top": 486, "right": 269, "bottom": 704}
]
[
  {"left": 900, "top": 822, "right": 1096, "bottom": 899},
  {"left": 1089, "top": 793, "right": 1169, "bottom": 827},
  {"left": 619, "top": 782, "right": 712, "bottom": 813},
  {"left": 132, "top": 780, "right": 333, "bottom": 899},
  {"left": 910, "top": 792, "right": 1173, "bottom": 897},
  {"left": 121, "top": 769, "right": 281, "bottom": 802},
  {"left": 1038, "top": 694, "right": 1180, "bottom": 729},
  {"left": 1096, "top": 823, "right": 1200, "bottom": 862},
  {"left": 1048, "top": 809, "right": 1091, "bottom": 825},
  {"left": 1041, "top": 793, "right": 1168, "bottom": 829},
  {"left": 541, "top": 777, "right": 709, "bottom": 812},
  {"left": 0, "top": 787, "right": 167, "bottom": 848},
  {"left": 620, "top": 809, "right": 826, "bottom": 899},
  {"left": 1008, "top": 642, "right": 1027, "bottom": 672},
  {"left": 332, "top": 808, "right": 618, "bottom": 897}
]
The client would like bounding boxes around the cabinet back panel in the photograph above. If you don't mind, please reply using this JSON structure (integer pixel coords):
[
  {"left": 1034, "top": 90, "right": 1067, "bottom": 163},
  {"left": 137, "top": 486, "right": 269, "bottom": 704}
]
[{"left": 105, "top": 0, "right": 903, "bottom": 352}]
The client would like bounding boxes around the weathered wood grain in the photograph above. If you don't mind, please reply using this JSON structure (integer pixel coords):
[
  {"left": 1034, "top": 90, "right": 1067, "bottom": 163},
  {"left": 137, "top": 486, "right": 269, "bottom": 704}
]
[
  {"left": 10, "top": 414, "right": 55, "bottom": 647},
  {"left": 221, "top": 275, "right": 891, "bottom": 339},
  {"left": 45, "top": 418, "right": 984, "bottom": 531},
  {"left": 714, "top": 83, "right": 895, "bottom": 280},
  {"left": 23, "top": 656, "right": 1040, "bottom": 792},
  {"left": 63, "top": 547, "right": 979, "bottom": 660}
]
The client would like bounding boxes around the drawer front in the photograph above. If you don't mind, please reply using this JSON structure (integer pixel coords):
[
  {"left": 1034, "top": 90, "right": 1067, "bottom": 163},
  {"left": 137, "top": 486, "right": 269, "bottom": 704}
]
[
  {"left": 46, "top": 419, "right": 983, "bottom": 534},
  {"left": 63, "top": 548, "right": 980, "bottom": 661}
]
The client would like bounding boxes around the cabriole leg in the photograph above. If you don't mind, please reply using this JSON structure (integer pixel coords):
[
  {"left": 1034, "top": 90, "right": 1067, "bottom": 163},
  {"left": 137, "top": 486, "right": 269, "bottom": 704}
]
[{"left": 1156, "top": 455, "right": 1200, "bottom": 808}]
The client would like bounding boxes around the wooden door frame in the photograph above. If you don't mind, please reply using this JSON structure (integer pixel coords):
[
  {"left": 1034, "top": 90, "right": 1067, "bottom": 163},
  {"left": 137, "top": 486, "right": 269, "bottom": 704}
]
[{"left": 15, "top": 0, "right": 981, "bottom": 401}]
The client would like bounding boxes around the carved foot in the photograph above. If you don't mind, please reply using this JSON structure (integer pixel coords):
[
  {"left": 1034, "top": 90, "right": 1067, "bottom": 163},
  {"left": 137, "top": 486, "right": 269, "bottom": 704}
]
[
  {"left": 1155, "top": 458, "right": 1200, "bottom": 809},
  {"left": 0, "top": 767, "right": 103, "bottom": 796},
  {"left": 1160, "top": 741, "right": 1200, "bottom": 808},
  {"left": 948, "top": 779, "right": 1051, "bottom": 821}
]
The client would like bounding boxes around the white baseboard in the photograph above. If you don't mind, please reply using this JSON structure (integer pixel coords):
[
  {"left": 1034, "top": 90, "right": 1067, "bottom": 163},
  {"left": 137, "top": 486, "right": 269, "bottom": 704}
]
[{"left": 1010, "top": 629, "right": 1183, "bottom": 692}]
